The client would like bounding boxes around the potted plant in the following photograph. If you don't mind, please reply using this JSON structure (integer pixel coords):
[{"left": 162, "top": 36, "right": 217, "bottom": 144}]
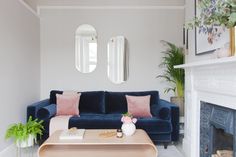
[
  {"left": 157, "top": 40, "right": 185, "bottom": 116},
  {"left": 187, "top": 0, "right": 236, "bottom": 29},
  {"left": 5, "top": 116, "right": 44, "bottom": 148},
  {"left": 121, "top": 112, "right": 137, "bottom": 136},
  {"left": 187, "top": 0, "right": 236, "bottom": 55}
]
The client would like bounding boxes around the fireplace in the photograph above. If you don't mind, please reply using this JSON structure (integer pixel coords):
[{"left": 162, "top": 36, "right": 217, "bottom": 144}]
[
  {"left": 212, "top": 128, "right": 233, "bottom": 155},
  {"left": 200, "top": 102, "right": 235, "bottom": 157},
  {"left": 175, "top": 57, "right": 236, "bottom": 157}
]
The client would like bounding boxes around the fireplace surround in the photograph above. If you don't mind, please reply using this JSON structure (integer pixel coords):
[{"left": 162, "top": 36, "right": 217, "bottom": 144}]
[{"left": 175, "top": 57, "right": 236, "bottom": 157}]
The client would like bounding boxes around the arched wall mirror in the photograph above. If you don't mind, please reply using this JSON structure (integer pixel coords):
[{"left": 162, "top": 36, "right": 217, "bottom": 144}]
[
  {"left": 75, "top": 24, "right": 97, "bottom": 73},
  {"left": 107, "top": 36, "right": 128, "bottom": 84}
]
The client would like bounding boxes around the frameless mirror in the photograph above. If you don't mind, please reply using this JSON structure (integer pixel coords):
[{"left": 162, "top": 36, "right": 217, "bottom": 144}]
[
  {"left": 75, "top": 24, "right": 97, "bottom": 73},
  {"left": 107, "top": 36, "right": 128, "bottom": 84}
]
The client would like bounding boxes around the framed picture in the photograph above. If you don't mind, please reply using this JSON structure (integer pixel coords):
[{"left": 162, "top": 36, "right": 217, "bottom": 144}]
[
  {"left": 183, "top": 26, "right": 189, "bottom": 50},
  {"left": 195, "top": 0, "right": 230, "bottom": 55},
  {"left": 186, "top": 29, "right": 189, "bottom": 50}
]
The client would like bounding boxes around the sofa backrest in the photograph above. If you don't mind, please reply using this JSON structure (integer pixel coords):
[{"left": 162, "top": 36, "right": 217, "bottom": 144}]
[
  {"left": 50, "top": 90, "right": 106, "bottom": 114},
  {"left": 50, "top": 90, "right": 159, "bottom": 114},
  {"left": 105, "top": 91, "right": 160, "bottom": 114}
]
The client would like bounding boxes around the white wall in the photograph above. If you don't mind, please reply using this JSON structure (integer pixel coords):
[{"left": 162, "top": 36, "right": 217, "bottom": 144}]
[
  {"left": 40, "top": 8, "right": 185, "bottom": 100},
  {"left": 0, "top": 0, "right": 40, "bottom": 153}
]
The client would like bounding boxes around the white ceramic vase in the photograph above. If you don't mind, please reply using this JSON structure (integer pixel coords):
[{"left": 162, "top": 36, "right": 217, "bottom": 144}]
[
  {"left": 16, "top": 134, "right": 35, "bottom": 148},
  {"left": 121, "top": 123, "right": 136, "bottom": 136}
]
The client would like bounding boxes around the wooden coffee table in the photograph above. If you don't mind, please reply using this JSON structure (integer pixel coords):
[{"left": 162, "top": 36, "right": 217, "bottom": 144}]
[{"left": 38, "top": 129, "right": 158, "bottom": 157}]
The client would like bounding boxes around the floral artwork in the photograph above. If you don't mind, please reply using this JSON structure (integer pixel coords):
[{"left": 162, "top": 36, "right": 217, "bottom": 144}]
[
  {"left": 195, "top": 0, "right": 230, "bottom": 55},
  {"left": 199, "top": 26, "right": 225, "bottom": 45}
]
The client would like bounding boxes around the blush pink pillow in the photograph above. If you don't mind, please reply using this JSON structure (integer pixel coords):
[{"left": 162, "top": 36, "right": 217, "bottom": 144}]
[
  {"left": 56, "top": 93, "right": 81, "bottom": 116},
  {"left": 126, "top": 95, "right": 152, "bottom": 118}
]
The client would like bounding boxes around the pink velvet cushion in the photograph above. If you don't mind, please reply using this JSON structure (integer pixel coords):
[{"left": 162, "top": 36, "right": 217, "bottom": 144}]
[
  {"left": 126, "top": 95, "right": 152, "bottom": 118},
  {"left": 56, "top": 93, "right": 81, "bottom": 116}
]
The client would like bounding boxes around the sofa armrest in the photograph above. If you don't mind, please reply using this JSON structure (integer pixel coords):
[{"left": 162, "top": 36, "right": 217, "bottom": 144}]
[
  {"left": 151, "top": 104, "right": 170, "bottom": 120},
  {"left": 159, "top": 99, "right": 179, "bottom": 142},
  {"left": 37, "top": 104, "right": 56, "bottom": 120},
  {"left": 27, "top": 99, "right": 52, "bottom": 120}
]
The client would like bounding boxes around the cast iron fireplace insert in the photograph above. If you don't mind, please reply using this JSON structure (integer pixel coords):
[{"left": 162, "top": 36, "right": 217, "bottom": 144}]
[{"left": 200, "top": 102, "right": 235, "bottom": 157}]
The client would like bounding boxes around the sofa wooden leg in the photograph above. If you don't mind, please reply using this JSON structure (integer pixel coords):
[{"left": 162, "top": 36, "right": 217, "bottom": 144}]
[{"left": 164, "top": 143, "right": 168, "bottom": 149}]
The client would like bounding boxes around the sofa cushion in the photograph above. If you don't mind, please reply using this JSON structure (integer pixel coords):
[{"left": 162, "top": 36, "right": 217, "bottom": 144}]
[
  {"left": 50, "top": 90, "right": 105, "bottom": 114},
  {"left": 50, "top": 90, "right": 63, "bottom": 104},
  {"left": 79, "top": 91, "right": 105, "bottom": 114},
  {"left": 69, "top": 114, "right": 122, "bottom": 129},
  {"left": 126, "top": 95, "right": 152, "bottom": 118},
  {"left": 56, "top": 93, "right": 81, "bottom": 116},
  {"left": 105, "top": 91, "right": 160, "bottom": 114},
  {"left": 43, "top": 114, "right": 172, "bottom": 137},
  {"left": 68, "top": 114, "right": 171, "bottom": 134},
  {"left": 135, "top": 117, "right": 172, "bottom": 133}
]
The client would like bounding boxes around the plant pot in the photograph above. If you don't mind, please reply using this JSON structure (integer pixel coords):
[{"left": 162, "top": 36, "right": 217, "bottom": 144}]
[
  {"left": 171, "top": 96, "right": 184, "bottom": 117},
  {"left": 121, "top": 123, "right": 136, "bottom": 136},
  {"left": 16, "top": 134, "right": 35, "bottom": 148}
]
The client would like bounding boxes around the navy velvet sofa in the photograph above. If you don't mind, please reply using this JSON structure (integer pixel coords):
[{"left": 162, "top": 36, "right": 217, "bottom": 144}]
[{"left": 27, "top": 90, "right": 179, "bottom": 147}]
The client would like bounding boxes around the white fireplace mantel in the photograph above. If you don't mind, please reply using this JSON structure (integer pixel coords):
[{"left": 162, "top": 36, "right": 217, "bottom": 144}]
[
  {"left": 175, "top": 56, "right": 236, "bottom": 157},
  {"left": 174, "top": 56, "right": 236, "bottom": 69}
]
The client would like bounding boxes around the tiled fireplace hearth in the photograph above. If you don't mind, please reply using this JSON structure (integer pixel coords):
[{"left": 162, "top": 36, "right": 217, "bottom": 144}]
[{"left": 175, "top": 57, "right": 236, "bottom": 157}]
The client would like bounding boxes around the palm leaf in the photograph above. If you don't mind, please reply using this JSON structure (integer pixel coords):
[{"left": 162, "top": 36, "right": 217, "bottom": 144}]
[{"left": 157, "top": 40, "right": 185, "bottom": 97}]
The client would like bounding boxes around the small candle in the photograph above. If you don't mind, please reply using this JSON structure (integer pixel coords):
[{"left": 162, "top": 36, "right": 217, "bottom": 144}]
[{"left": 117, "top": 129, "right": 123, "bottom": 138}]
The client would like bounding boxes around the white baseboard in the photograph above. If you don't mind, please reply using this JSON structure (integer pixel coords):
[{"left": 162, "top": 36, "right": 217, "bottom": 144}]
[{"left": 0, "top": 144, "right": 16, "bottom": 157}]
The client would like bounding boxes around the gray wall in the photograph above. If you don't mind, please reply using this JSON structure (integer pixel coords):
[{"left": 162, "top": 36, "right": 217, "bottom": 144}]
[
  {"left": 0, "top": 0, "right": 40, "bottom": 152},
  {"left": 40, "top": 8, "right": 185, "bottom": 100},
  {"left": 23, "top": 0, "right": 38, "bottom": 11}
]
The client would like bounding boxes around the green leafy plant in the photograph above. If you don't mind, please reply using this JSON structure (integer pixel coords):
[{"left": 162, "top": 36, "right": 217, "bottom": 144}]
[
  {"left": 157, "top": 41, "right": 185, "bottom": 97},
  {"left": 187, "top": 0, "right": 236, "bottom": 29},
  {"left": 5, "top": 116, "right": 44, "bottom": 143},
  {"left": 122, "top": 112, "right": 133, "bottom": 118}
]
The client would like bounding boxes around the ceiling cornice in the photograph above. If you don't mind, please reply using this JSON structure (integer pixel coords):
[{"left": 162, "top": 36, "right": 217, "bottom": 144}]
[
  {"left": 38, "top": 5, "right": 185, "bottom": 15},
  {"left": 20, "top": 0, "right": 185, "bottom": 16},
  {"left": 19, "top": 0, "right": 39, "bottom": 18},
  {"left": 37, "top": 0, "right": 185, "bottom": 7}
]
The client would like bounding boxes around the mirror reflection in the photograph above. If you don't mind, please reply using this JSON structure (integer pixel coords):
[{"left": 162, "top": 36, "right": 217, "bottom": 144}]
[
  {"left": 75, "top": 24, "right": 97, "bottom": 73},
  {"left": 107, "top": 36, "right": 128, "bottom": 84}
]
